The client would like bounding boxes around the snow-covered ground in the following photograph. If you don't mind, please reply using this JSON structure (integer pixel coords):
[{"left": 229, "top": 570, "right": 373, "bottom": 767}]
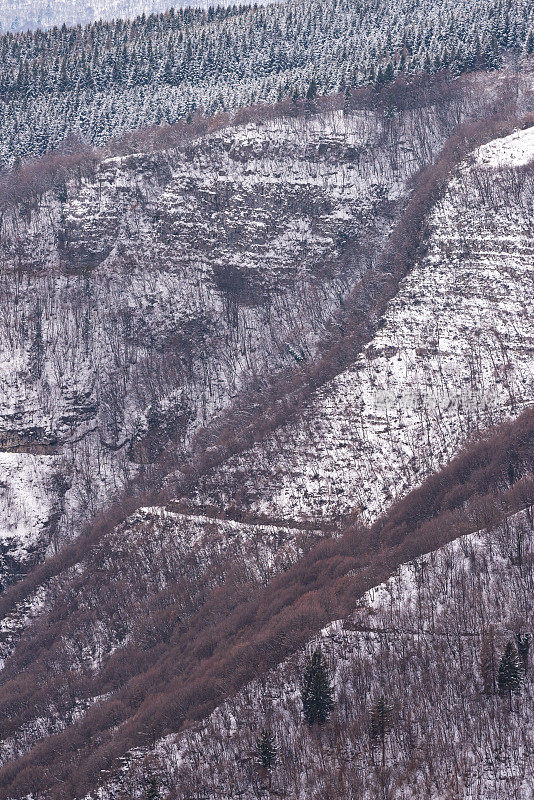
[
  {"left": 0, "top": 505, "right": 321, "bottom": 766},
  {"left": 0, "top": 119, "right": 533, "bottom": 800},
  {"left": 193, "top": 125, "right": 534, "bottom": 522},
  {"left": 113, "top": 509, "right": 534, "bottom": 800},
  {"left": 0, "top": 106, "right": 452, "bottom": 577}
]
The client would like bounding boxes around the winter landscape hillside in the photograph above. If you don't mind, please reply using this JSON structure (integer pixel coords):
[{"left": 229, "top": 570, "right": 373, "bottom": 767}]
[
  {"left": 0, "top": 1, "right": 533, "bottom": 799},
  {"left": 0, "top": 0, "right": 533, "bottom": 166}
]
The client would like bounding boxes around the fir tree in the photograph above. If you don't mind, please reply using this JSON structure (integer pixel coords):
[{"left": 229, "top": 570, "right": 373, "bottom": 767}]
[
  {"left": 306, "top": 78, "right": 317, "bottom": 101},
  {"left": 256, "top": 729, "right": 277, "bottom": 772},
  {"left": 383, "top": 61, "right": 395, "bottom": 82},
  {"left": 497, "top": 641, "right": 523, "bottom": 709},
  {"left": 370, "top": 695, "right": 393, "bottom": 767},
  {"left": 300, "top": 648, "right": 334, "bottom": 726},
  {"left": 146, "top": 775, "right": 159, "bottom": 800}
]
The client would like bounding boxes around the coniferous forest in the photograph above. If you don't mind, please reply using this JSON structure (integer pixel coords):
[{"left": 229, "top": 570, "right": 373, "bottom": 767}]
[{"left": 0, "top": 0, "right": 533, "bottom": 166}]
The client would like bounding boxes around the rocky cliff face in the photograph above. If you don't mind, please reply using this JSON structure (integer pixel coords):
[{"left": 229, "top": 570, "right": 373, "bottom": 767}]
[
  {"left": 0, "top": 103, "right": 461, "bottom": 581},
  {"left": 191, "top": 126, "right": 534, "bottom": 523},
  {"left": 0, "top": 82, "right": 533, "bottom": 800}
]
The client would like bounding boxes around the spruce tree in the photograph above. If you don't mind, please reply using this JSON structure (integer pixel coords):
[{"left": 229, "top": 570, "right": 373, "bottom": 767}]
[
  {"left": 300, "top": 648, "right": 334, "bottom": 726},
  {"left": 306, "top": 78, "right": 317, "bottom": 101},
  {"left": 146, "top": 775, "right": 159, "bottom": 800},
  {"left": 256, "top": 729, "right": 277, "bottom": 772},
  {"left": 383, "top": 61, "right": 395, "bottom": 82},
  {"left": 497, "top": 641, "right": 523, "bottom": 709},
  {"left": 370, "top": 695, "right": 393, "bottom": 767}
]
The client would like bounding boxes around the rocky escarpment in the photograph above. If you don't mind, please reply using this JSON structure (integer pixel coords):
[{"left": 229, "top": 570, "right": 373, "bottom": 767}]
[
  {"left": 0, "top": 101, "right": 467, "bottom": 580},
  {"left": 0, "top": 104, "right": 532, "bottom": 800},
  {"left": 190, "top": 126, "right": 534, "bottom": 523}
]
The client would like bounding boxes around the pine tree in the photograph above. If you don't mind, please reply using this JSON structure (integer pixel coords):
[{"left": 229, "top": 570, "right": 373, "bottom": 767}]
[
  {"left": 383, "top": 61, "right": 395, "bottom": 82},
  {"left": 370, "top": 695, "right": 393, "bottom": 767},
  {"left": 306, "top": 78, "right": 317, "bottom": 101},
  {"left": 256, "top": 729, "right": 277, "bottom": 772},
  {"left": 146, "top": 775, "right": 159, "bottom": 800},
  {"left": 300, "top": 648, "right": 334, "bottom": 726},
  {"left": 497, "top": 641, "right": 523, "bottom": 709}
]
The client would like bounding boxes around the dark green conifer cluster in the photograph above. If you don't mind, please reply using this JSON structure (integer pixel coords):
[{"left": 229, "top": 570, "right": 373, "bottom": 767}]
[{"left": 0, "top": 0, "right": 532, "bottom": 167}]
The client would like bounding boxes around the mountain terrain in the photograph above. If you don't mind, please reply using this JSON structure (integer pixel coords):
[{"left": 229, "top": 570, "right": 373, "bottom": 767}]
[
  {"left": 0, "top": 1, "right": 240, "bottom": 33},
  {"left": 0, "top": 0, "right": 532, "bottom": 166},
  {"left": 0, "top": 4, "right": 532, "bottom": 800}
]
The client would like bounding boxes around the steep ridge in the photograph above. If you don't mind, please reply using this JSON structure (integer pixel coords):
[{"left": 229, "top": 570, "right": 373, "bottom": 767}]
[
  {"left": 191, "top": 125, "right": 534, "bottom": 523},
  {"left": 0, "top": 85, "right": 533, "bottom": 799},
  {"left": 0, "top": 88, "right": 488, "bottom": 583},
  {"left": 0, "top": 0, "right": 532, "bottom": 166},
  {"left": 0, "top": 511, "right": 322, "bottom": 765},
  {"left": 1, "top": 403, "right": 531, "bottom": 800},
  {"left": 123, "top": 508, "right": 533, "bottom": 800}
]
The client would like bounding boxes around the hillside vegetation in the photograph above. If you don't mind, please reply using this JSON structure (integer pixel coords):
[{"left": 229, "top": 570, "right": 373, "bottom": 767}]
[
  {"left": 0, "top": 3, "right": 532, "bottom": 797},
  {"left": 0, "top": 0, "right": 533, "bottom": 165}
]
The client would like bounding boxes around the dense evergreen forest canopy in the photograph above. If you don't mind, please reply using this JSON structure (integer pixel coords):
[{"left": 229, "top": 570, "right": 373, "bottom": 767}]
[{"left": 0, "top": 0, "right": 533, "bottom": 167}]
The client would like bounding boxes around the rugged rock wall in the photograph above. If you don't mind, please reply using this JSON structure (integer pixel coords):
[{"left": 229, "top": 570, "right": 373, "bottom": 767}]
[
  {"left": 0, "top": 103, "right": 462, "bottom": 580},
  {"left": 192, "top": 126, "right": 534, "bottom": 522}
]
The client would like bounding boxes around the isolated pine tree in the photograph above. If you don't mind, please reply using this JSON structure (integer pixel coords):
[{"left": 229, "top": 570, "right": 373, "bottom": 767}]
[
  {"left": 370, "top": 695, "right": 393, "bottom": 767},
  {"left": 300, "top": 648, "right": 334, "bottom": 726},
  {"left": 497, "top": 641, "right": 522, "bottom": 709},
  {"left": 145, "top": 775, "right": 159, "bottom": 800},
  {"left": 256, "top": 729, "right": 277, "bottom": 772}
]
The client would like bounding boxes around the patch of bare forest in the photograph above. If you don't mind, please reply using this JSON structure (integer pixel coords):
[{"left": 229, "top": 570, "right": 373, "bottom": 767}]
[{"left": 0, "top": 405, "right": 531, "bottom": 799}]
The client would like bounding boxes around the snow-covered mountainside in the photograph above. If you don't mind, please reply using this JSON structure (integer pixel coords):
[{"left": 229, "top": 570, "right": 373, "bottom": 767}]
[
  {"left": 0, "top": 508, "right": 321, "bottom": 766},
  {"left": 0, "top": 102, "right": 463, "bottom": 582},
  {"left": 123, "top": 508, "right": 533, "bottom": 800},
  {"left": 191, "top": 125, "right": 534, "bottom": 523},
  {"left": 0, "top": 71, "right": 533, "bottom": 800},
  {"left": 1, "top": 0, "right": 532, "bottom": 167}
]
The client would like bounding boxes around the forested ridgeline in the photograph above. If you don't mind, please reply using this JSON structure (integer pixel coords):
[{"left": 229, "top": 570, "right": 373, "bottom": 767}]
[
  {"left": 0, "top": 0, "right": 533, "bottom": 166},
  {"left": 0, "top": 67, "right": 512, "bottom": 211}
]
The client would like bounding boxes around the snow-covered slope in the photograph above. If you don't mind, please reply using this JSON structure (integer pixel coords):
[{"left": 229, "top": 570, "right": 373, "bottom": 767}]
[
  {"left": 0, "top": 105, "right": 453, "bottom": 580},
  {"left": 0, "top": 112, "right": 532, "bottom": 800},
  {"left": 118, "top": 508, "right": 534, "bottom": 800},
  {"left": 0, "top": 507, "right": 321, "bottom": 766},
  {"left": 192, "top": 126, "right": 534, "bottom": 522}
]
